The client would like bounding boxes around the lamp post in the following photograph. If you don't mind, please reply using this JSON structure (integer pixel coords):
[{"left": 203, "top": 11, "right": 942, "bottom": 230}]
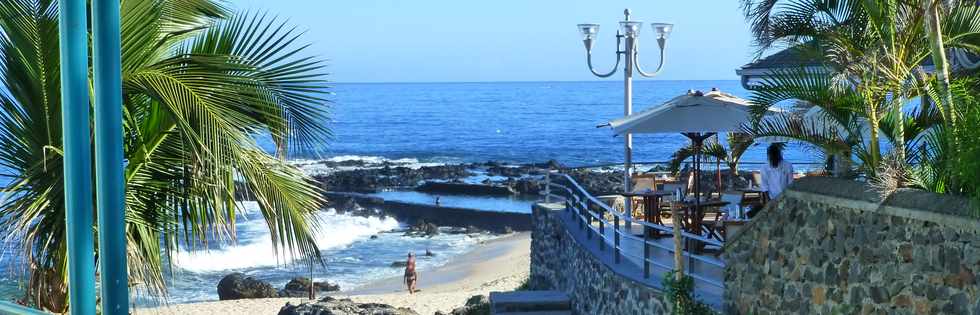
[{"left": 578, "top": 9, "right": 672, "bottom": 224}]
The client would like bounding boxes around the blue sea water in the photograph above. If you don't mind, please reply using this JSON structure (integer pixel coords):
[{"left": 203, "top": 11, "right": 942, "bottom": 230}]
[
  {"left": 0, "top": 80, "right": 822, "bottom": 305},
  {"left": 276, "top": 80, "right": 819, "bottom": 167}
]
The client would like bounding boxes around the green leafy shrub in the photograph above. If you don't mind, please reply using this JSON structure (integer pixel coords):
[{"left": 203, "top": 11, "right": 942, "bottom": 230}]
[{"left": 662, "top": 271, "right": 717, "bottom": 315}]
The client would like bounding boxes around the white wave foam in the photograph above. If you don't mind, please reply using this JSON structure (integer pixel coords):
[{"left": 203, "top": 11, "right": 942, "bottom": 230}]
[
  {"left": 324, "top": 155, "right": 421, "bottom": 165},
  {"left": 173, "top": 202, "right": 399, "bottom": 273},
  {"left": 290, "top": 155, "right": 447, "bottom": 176}
]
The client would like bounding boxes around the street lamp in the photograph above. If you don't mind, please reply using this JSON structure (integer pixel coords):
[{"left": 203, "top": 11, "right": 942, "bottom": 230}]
[{"left": 578, "top": 9, "right": 672, "bottom": 221}]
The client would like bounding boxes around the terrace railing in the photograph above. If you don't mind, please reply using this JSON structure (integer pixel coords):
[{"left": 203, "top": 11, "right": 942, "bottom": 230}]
[
  {"left": 543, "top": 170, "right": 725, "bottom": 291},
  {"left": 567, "top": 160, "right": 825, "bottom": 173}
]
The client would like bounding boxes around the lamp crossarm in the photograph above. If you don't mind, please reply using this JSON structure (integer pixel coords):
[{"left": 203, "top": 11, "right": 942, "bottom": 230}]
[
  {"left": 634, "top": 39, "right": 666, "bottom": 77},
  {"left": 586, "top": 35, "right": 623, "bottom": 78}
]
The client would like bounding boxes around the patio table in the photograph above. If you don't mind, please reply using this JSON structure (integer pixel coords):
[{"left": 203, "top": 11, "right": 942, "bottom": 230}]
[
  {"left": 674, "top": 200, "right": 729, "bottom": 253},
  {"left": 620, "top": 190, "right": 673, "bottom": 237}
]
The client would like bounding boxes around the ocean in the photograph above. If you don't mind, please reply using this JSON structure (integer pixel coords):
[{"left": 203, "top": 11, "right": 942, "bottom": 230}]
[
  {"left": 0, "top": 80, "right": 820, "bottom": 304},
  {"left": 276, "top": 80, "right": 819, "bottom": 167}
]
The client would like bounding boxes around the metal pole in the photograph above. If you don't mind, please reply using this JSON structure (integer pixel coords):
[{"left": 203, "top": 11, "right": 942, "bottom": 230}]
[
  {"left": 623, "top": 11, "right": 634, "bottom": 232},
  {"left": 614, "top": 216, "right": 620, "bottom": 264},
  {"left": 544, "top": 169, "right": 551, "bottom": 203},
  {"left": 92, "top": 0, "right": 129, "bottom": 312},
  {"left": 598, "top": 205, "right": 605, "bottom": 250},
  {"left": 58, "top": 0, "right": 97, "bottom": 312}
]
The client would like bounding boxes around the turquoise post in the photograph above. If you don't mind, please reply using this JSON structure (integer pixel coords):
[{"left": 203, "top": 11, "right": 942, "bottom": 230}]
[
  {"left": 92, "top": 0, "right": 129, "bottom": 313},
  {"left": 57, "top": 0, "right": 96, "bottom": 313}
]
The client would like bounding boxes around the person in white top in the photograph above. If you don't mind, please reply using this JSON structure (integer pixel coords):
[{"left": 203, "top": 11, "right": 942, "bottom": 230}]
[{"left": 760, "top": 143, "right": 794, "bottom": 199}]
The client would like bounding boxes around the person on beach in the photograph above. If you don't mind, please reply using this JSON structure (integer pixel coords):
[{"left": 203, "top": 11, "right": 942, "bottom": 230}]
[{"left": 404, "top": 252, "right": 418, "bottom": 294}]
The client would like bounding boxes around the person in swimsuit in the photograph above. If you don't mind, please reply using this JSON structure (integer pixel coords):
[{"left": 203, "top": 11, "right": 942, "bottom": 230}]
[{"left": 403, "top": 252, "right": 418, "bottom": 294}]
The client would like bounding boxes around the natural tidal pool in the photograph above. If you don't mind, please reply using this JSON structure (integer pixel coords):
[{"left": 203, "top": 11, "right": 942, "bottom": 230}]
[{"left": 369, "top": 190, "right": 538, "bottom": 214}]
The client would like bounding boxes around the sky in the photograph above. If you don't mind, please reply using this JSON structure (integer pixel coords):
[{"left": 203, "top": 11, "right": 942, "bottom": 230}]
[{"left": 230, "top": 0, "right": 757, "bottom": 83}]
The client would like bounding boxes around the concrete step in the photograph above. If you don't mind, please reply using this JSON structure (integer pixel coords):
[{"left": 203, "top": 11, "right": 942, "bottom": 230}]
[{"left": 490, "top": 291, "right": 571, "bottom": 315}]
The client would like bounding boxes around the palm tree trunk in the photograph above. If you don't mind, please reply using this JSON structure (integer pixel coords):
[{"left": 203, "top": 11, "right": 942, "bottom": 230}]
[
  {"left": 892, "top": 93, "right": 906, "bottom": 163},
  {"left": 924, "top": 0, "right": 954, "bottom": 123},
  {"left": 869, "top": 109, "right": 881, "bottom": 168}
]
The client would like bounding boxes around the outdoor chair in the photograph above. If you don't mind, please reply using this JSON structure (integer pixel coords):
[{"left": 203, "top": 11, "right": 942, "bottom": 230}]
[
  {"left": 751, "top": 171, "right": 763, "bottom": 189},
  {"left": 627, "top": 174, "right": 658, "bottom": 218}
]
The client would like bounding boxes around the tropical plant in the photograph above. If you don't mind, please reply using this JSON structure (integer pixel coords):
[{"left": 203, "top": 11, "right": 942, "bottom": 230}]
[
  {"left": 909, "top": 77, "right": 980, "bottom": 209},
  {"left": 739, "top": 0, "right": 980, "bottom": 180},
  {"left": 662, "top": 271, "right": 717, "bottom": 315},
  {"left": 667, "top": 133, "right": 754, "bottom": 190},
  {"left": 0, "top": 0, "right": 330, "bottom": 311}
]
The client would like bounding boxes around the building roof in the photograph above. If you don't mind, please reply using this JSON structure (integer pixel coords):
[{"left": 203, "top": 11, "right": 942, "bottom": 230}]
[
  {"left": 736, "top": 46, "right": 980, "bottom": 89},
  {"left": 736, "top": 47, "right": 822, "bottom": 76}
]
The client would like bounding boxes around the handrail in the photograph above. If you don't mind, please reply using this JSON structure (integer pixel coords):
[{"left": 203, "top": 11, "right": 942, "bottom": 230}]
[
  {"left": 550, "top": 172, "right": 721, "bottom": 244},
  {"left": 566, "top": 160, "right": 824, "bottom": 170},
  {"left": 545, "top": 170, "right": 726, "bottom": 290}
]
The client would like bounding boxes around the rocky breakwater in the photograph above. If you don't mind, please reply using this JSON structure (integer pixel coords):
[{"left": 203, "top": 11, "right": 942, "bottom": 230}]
[
  {"left": 300, "top": 159, "right": 562, "bottom": 195},
  {"left": 279, "top": 296, "right": 418, "bottom": 315},
  {"left": 326, "top": 192, "right": 531, "bottom": 233},
  {"left": 311, "top": 163, "right": 472, "bottom": 193}
]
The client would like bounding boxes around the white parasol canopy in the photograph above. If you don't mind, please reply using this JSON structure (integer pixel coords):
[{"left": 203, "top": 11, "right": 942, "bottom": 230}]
[{"left": 608, "top": 89, "right": 758, "bottom": 135}]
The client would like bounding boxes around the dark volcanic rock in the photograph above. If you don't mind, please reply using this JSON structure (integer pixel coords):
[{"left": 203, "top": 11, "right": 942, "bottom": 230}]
[
  {"left": 443, "top": 295, "right": 490, "bottom": 315},
  {"left": 404, "top": 221, "right": 439, "bottom": 237},
  {"left": 314, "top": 165, "right": 472, "bottom": 192},
  {"left": 508, "top": 178, "right": 542, "bottom": 195},
  {"left": 332, "top": 196, "right": 362, "bottom": 213},
  {"left": 566, "top": 169, "right": 624, "bottom": 196},
  {"left": 278, "top": 277, "right": 340, "bottom": 298},
  {"left": 390, "top": 261, "right": 408, "bottom": 268},
  {"left": 278, "top": 296, "right": 419, "bottom": 315},
  {"left": 217, "top": 273, "right": 277, "bottom": 300}
]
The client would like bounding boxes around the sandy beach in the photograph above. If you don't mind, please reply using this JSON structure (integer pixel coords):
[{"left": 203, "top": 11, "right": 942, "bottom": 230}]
[{"left": 136, "top": 232, "right": 530, "bottom": 315}]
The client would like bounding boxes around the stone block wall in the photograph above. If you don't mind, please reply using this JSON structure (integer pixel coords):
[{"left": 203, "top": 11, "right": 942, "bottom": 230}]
[
  {"left": 529, "top": 203, "right": 670, "bottom": 314},
  {"left": 724, "top": 177, "right": 980, "bottom": 314}
]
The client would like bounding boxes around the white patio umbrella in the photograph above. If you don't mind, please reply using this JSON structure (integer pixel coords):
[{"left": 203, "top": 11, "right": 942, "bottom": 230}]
[
  {"left": 608, "top": 89, "right": 757, "bottom": 135},
  {"left": 605, "top": 89, "right": 772, "bottom": 224}
]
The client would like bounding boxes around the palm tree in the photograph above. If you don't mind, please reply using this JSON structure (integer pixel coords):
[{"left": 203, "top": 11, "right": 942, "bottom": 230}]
[
  {"left": 667, "top": 133, "right": 754, "bottom": 191},
  {"left": 0, "top": 0, "right": 330, "bottom": 311},
  {"left": 739, "top": 0, "right": 980, "bottom": 178}
]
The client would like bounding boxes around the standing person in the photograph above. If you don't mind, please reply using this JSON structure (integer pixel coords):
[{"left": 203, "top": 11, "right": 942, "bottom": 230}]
[
  {"left": 760, "top": 143, "right": 794, "bottom": 200},
  {"left": 403, "top": 252, "right": 418, "bottom": 294}
]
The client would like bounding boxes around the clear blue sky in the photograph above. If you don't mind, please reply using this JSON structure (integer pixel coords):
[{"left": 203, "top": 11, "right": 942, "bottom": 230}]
[{"left": 231, "top": 0, "right": 756, "bottom": 83}]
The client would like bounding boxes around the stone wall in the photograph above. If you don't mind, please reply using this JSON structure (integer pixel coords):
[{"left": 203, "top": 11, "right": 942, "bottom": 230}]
[
  {"left": 724, "top": 177, "right": 980, "bottom": 314},
  {"left": 529, "top": 203, "right": 670, "bottom": 314}
]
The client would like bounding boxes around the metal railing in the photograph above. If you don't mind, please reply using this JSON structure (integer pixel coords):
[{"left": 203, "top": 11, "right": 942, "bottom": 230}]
[
  {"left": 543, "top": 170, "right": 725, "bottom": 290},
  {"left": 567, "top": 160, "right": 825, "bottom": 172}
]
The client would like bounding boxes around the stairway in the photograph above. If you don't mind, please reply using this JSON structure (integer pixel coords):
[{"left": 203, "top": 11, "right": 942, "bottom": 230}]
[{"left": 489, "top": 291, "right": 572, "bottom": 315}]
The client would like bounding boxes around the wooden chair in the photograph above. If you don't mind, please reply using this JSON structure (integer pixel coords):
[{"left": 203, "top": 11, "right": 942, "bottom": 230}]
[
  {"left": 627, "top": 173, "right": 658, "bottom": 218},
  {"left": 751, "top": 171, "right": 763, "bottom": 189}
]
